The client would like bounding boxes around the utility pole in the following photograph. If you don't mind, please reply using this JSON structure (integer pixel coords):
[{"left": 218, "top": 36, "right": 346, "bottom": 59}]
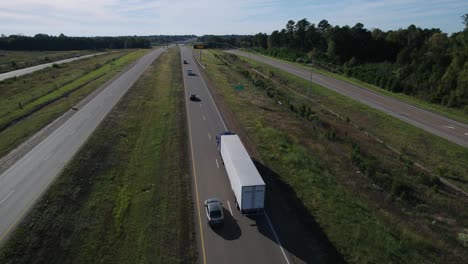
[
  {"left": 200, "top": 49, "right": 202, "bottom": 64},
  {"left": 308, "top": 66, "right": 312, "bottom": 103}
]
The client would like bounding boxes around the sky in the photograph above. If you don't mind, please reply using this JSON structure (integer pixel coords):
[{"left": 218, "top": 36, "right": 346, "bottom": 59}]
[{"left": 0, "top": 0, "right": 466, "bottom": 36}]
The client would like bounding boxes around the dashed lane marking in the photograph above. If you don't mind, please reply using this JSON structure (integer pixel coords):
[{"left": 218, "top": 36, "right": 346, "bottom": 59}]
[{"left": 0, "top": 190, "right": 14, "bottom": 205}]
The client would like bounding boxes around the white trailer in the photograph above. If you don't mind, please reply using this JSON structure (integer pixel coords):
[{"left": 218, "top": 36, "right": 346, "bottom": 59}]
[{"left": 217, "top": 132, "right": 265, "bottom": 214}]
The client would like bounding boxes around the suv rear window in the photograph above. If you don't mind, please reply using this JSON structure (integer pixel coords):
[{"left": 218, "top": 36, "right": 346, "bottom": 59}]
[{"left": 210, "top": 209, "right": 222, "bottom": 218}]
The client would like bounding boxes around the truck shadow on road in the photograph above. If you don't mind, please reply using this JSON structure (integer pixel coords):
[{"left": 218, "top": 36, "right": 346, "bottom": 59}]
[
  {"left": 211, "top": 208, "right": 242, "bottom": 240},
  {"left": 252, "top": 159, "right": 346, "bottom": 264}
]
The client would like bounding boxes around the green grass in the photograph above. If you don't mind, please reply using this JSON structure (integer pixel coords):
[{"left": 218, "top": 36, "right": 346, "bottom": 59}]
[
  {"left": 242, "top": 50, "right": 468, "bottom": 123},
  {"left": 235, "top": 53, "right": 468, "bottom": 193},
  {"left": 0, "top": 50, "right": 98, "bottom": 73},
  {"left": 0, "top": 49, "right": 148, "bottom": 158},
  {"left": 0, "top": 47, "right": 196, "bottom": 264},
  {"left": 200, "top": 50, "right": 468, "bottom": 263}
]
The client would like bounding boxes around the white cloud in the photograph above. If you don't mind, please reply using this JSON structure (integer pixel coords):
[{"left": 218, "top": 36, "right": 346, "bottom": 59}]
[{"left": 0, "top": 0, "right": 465, "bottom": 36}]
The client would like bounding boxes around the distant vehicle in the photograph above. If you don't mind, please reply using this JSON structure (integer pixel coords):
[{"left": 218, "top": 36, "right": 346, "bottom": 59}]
[
  {"left": 204, "top": 198, "right": 224, "bottom": 226},
  {"left": 189, "top": 94, "right": 197, "bottom": 101},
  {"left": 216, "top": 132, "right": 265, "bottom": 214},
  {"left": 187, "top": 69, "right": 193, "bottom": 75},
  {"left": 183, "top": 60, "right": 188, "bottom": 64}
]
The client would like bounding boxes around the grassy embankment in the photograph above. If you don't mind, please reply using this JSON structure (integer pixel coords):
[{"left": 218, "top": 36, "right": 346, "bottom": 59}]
[
  {"left": 0, "top": 50, "right": 148, "bottom": 158},
  {"left": 0, "top": 47, "right": 196, "bottom": 263},
  {"left": 0, "top": 50, "right": 98, "bottom": 73},
  {"left": 239, "top": 52, "right": 468, "bottom": 193},
  {"left": 244, "top": 50, "right": 468, "bottom": 123},
  {"left": 200, "top": 49, "right": 468, "bottom": 263}
]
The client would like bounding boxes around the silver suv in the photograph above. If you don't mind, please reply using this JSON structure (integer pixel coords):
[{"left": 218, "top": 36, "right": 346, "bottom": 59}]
[{"left": 204, "top": 198, "right": 224, "bottom": 226}]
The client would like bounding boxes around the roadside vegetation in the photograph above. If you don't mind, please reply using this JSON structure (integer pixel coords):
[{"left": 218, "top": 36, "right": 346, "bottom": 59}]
[
  {"left": 0, "top": 50, "right": 97, "bottom": 73},
  {"left": 202, "top": 15, "right": 468, "bottom": 117},
  {"left": 0, "top": 50, "right": 148, "bottom": 159},
  {"left": 0, "top": 47, "right": 196, "bottom": 263},
  {"left": 199, "top": 49, "right": 468, "bottom": 263},
  {"left": 240, "top": 54, "right": 468, "bottom": 193},
  {"left": 247, "top": 51, "right": 468, "bottom": 123}
]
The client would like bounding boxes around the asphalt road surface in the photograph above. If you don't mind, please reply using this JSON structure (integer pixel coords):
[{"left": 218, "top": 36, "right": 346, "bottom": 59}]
[
  {"left": 181, "top": 46, "right": 290, "bottom": 264},
  {"left": 0, "top": 52, "right": 106, "bottom": 81},
  {"left": 227, "top": 50, "right": 468, "bottom": 148},
  {"left": 0, "top": 48, "right": 165, "bottom": 243}
]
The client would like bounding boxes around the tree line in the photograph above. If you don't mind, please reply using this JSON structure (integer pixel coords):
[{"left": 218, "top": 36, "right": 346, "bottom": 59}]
[
  {"left": 147, "top": 35, "right": 196, "bottom": 45},
  {"left": 198, "top": 35, "right": 253, "bottom": 48},
  {"left": 245, "top": 16, "right": 468, "bottom": 111},
  {"left": 0, "top": 34, "right": 155, "bottom": 50}
]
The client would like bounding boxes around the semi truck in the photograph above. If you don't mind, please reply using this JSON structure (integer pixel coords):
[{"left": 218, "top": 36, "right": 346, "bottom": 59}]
[{"left": 216, "top": 132, "right": 265, "bottom": 214}]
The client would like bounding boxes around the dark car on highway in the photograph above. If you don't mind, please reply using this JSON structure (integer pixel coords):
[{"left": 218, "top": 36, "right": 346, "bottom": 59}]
[
  {"left": 189, "top": 94, "right": 197, "bottom": 101},
  {"left": 204, "top": 198, "right": 224, "bottom": 226}
]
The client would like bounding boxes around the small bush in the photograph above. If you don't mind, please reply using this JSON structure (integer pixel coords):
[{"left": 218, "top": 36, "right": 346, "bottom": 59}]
[{"left": 458, "top": 229, "right": 468, "bottom": 247}]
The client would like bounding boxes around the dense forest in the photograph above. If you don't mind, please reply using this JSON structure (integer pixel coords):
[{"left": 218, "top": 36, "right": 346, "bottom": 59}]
[
  {"left": 198, "top": 35, "right": 252, "bottom": 48},
  {"left": 241, "top": 16, "right": 468, "bottom": 111},
  {"left": 147, "top": 35, "right": 196, "bottom": 45},
  {"left": 0, "top": 34, "right": 151, "bottom": 50}
]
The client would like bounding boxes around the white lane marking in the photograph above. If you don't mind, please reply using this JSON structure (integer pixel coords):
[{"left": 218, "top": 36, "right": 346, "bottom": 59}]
[
  {"left": 42, "top": 152, "right": 53, "bottom": 161},
  {"left": 465, "top": 132, "right": 468, "bottom": 136},
  {"left": 194, "top": 56, "right": 228, "bottom": 130},
  {"left": 203, "top": 115, "right": 206, "bottom": 120},
  {"left": 443, "top": 125, "right": 455, "bottom": 129},
  {"left": 265, "top": 212, "right": 291, "bottom": 264},
  {"left": 0, "top": 190, "right": 15, "bottom": 205},
  {"left": 181, "top": 49, "right": 208, "bottom": 264},
  {"left": 227, "top": 201, "right": 233, "bottom": 215},
  {"left": 208, "top": 133, "right": 211, "bottom": 140},
  {"left": 68, "top": 128, "right": 77, "bottom": 136},
  {"left": 215, "top": 159, "right": 219, "bottom": 168}
]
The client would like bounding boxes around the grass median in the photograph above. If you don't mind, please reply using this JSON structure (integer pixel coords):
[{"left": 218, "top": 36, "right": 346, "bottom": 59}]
[
  {"left": 0, "top": 47, "right": 196, "bottom": 263},
  {"left": 199, "top": 49, "right": 467, "bottom": 263},
  {"left": 0, "top": 49, "right": 148, "bottom": 159}
]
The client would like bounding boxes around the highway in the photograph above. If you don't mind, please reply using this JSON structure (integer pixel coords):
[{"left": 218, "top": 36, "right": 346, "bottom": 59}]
[
  {"left": 0, "top": 52, "right": 106, "bottom": 81},
  {"left": 181, "top": 46, "right": 290, "bottom": 263},
  {"left": 0, "top": 48, "right": 165, "bottom": 242},
  {"left": 227, "top": 50, "right": 468, "bottom": 148}
]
